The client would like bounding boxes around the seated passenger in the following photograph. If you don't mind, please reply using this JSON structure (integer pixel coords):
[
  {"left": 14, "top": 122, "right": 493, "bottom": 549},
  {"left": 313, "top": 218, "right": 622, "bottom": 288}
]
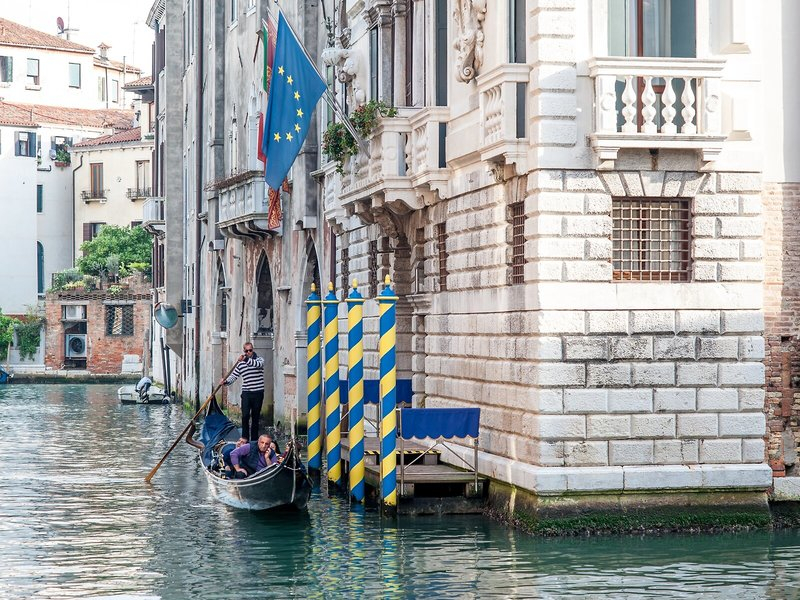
[
  {"left": 229, "top": 434, "right": 277, "bottom": 478},
  {"left": 270, "top": 439, "right": 285, "bottom": 464},
  {"left": 135, "top": 376, "right": 152, "bottom": 400},
  {"left": 221, "top": 437, "right": 248, "bottom": 477}
]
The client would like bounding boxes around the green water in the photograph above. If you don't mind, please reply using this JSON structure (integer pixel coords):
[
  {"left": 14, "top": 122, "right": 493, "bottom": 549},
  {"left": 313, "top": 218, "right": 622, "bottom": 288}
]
[{"left": 0, "top": 384, "right": 798, "bottom": 599}]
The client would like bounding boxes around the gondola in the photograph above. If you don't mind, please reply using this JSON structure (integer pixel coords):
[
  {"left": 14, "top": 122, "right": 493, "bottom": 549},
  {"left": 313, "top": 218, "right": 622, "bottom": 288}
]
[
  {"left": 196, "top": 397, "right": 311, "bottom": 511},
  {"left": 118, "top": 384, "right": 169, "bottom": 404}
]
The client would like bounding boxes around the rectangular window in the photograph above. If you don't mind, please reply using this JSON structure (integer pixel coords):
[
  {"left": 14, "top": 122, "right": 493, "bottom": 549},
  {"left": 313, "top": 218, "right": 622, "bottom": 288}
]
[
  {"left": 612, "top": 197, "right": 691, "bottom": 282},
  {"left": 97, "top": 76, "right": 106, "bottom": 101},
  {"left": 230, "top": 0, "right": 238, "bottom": 23},
  {"left": 369, "top": 27, "right": 379, "bottom": 101},
  {"left": 509, "top": 0, "right": 527, "bottom": 63},
  {"left": 26, "top": 58, "right": 39, "bottom": 85},
  {"left": 435, "top": 0, "right": 448, "bottom": 106},
  {"left": 608, "top": 0, "right": 696, "bottom": 58},
  {"left": 106, "top": 304, "right": 134, "bottom": 336},
  {"left": 83, "top": 222, "right": 105, "bottom": 243},
  {"left": 62, "top": 305, "right": 87, "bottom": 320},
  {"left": 90, "top": 163, "right": 104, "bottom": 198},
  {"left": 0, "top": 56, "right": 12, "bottom": 82},
  {"left": 15, "top": 131, "right": 36, "bottom": 157},
  {"left": 341, "top": 246, "right": 350, "bottom": 292},
  {"left": 135, "top": 160, "right": 150, "bottom": 195},
  {"left": 368, "top": 240, "right": 378, "bottom": 297},
  {"left": 509, "top": 202, "right": 525, "bottom": 284},
  {"left": 37, "top": 184, "right": 43, "bottom": 213},
  {"left": 436, "top": 223, "right": 448, "bottom": 291},
  {"left": 111, "top": 79, "right": 119, "bottom": 102},
  {"left": 69, "top": 63, "right": 81, "bottom": 88}
]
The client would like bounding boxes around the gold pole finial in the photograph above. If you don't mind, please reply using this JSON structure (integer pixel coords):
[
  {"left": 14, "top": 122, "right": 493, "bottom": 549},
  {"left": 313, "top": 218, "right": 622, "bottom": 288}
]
[{"left": 352, "top": 278, "right": 358, "bottom": 289}]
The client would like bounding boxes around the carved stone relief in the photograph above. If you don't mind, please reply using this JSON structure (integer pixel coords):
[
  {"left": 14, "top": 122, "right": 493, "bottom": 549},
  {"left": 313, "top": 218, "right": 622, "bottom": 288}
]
[{"left": 453, "top": 0, "right": 487, "bottom": 83}]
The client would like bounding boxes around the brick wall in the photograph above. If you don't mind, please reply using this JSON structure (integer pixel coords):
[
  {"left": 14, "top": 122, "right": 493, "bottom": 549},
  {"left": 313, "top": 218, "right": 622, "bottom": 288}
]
[{"left": 763, "top": 182, "right": 800, "bottom": 476}]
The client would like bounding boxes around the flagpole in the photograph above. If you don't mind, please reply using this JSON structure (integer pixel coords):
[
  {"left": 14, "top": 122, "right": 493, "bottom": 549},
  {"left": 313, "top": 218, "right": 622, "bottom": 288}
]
[{"left": 261, "top": 13, "right": 367, "bottom": 152}]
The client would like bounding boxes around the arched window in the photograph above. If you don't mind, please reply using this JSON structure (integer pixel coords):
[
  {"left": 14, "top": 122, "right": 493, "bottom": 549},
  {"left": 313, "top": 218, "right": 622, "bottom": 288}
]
[
  {"left": 37, "top": 242, "right": 44, "bottom": 294},
  {"left": 255, "top": 255, "right": 274, "bottom": 335}
]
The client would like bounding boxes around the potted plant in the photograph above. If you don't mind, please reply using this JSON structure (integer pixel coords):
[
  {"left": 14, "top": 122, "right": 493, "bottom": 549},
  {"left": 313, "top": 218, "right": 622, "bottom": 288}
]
[
  {"left": 322, "top": 100, "right": 397, "bottom": 174},
  {"left": 54, "top": 148, "right": 71, "bottom": 167}
]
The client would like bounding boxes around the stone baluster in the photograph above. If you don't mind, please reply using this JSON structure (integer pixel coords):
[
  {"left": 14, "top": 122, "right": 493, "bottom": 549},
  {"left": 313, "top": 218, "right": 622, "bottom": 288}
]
[
  {"left": 703, "top": 76, "right": 722, "bottom": 135},
  {"left": 621, "top": 75, "right": 637, "bottom": 133},
  {"left": 661, "top": 76, "right": 677, "bottom": 134},
  {"left": 681, "top": 77, "right": 696, "bottom": 134},
  {"left": 594, "top": 73, "right": 618, "bottom": 134},
  {"left": 641, "top": 76, "right": 657, "bottom": 134}
]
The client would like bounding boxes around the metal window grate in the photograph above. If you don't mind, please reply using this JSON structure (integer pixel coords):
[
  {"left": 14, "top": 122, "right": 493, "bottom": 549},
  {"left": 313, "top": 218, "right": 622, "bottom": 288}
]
[
  {"left": 368, "top": 240, "right": 378, "bottom": 297},
  {"left": 436, "top": 223, "right": 448, "bottom": 291},
  {"left": 612, "top": 197, "right": 691, "bottom": 282},
  {"left": 509, "top": 202, "right": 525, "bottom": 284},
  {"left": 106, "top": 304, "right": 134, "bottom": 336},
  {"left": 341, "top": 246, "right": 350, "bottom": 292}
]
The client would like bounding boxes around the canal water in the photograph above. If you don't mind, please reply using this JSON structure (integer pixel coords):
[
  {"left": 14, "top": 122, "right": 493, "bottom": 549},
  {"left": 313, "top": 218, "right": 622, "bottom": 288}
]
[{"left": 1, "top": 384, "right": 800, "bottom": 599}]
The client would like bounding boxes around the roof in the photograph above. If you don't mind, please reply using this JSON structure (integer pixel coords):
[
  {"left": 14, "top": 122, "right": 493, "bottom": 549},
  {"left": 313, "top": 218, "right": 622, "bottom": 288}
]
[
  {"left": 73, "top": 127, "right": 143, "bottom": 148},
  {"left": 0, "top": 101, "right": 135, "bottom": 130},
  {"left": 0, "top": 18, "right": 94, "bottom": 54},
  {"left": 125, "top": 76, "right": 153, "bottom": 89},
  {"left": 93, "top": 56, "right": 143, "bottom": 74}
]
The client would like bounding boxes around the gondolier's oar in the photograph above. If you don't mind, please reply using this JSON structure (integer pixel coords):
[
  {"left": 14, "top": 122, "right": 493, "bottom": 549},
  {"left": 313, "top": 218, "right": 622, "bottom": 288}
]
[{"left": 144, "top": 362, "right": 239, "bottom": 483}]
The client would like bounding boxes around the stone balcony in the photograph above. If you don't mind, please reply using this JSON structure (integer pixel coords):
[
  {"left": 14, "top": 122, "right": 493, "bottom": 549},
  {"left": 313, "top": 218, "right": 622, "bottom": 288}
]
[
  {"left": 406, "top": 106, "right": 451, "bottom": 204},
  {"left": 588, "top": 57, "right": 726, "bottom": 169},
  {"left": 216, "top": 170, "right": 274, "bottom": 239},
  {"left": 141, "top": 196, "right": 164, "bottom": 235}
]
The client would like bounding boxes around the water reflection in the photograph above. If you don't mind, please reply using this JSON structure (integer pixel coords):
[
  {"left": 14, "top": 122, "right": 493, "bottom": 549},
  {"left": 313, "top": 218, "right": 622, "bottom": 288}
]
[{"left": 1, "top": 384, "right": 800, "bottom": 599}]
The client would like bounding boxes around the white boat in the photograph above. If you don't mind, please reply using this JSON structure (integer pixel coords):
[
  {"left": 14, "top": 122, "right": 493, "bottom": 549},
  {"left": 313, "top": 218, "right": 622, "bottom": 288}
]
[{"left": 117, "top": 384, "right": 169, "bottom": 404}]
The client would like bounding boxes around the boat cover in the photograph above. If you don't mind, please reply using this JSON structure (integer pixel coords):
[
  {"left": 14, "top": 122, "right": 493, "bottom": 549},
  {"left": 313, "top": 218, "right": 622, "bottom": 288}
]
[
  {"left": 200, "top": 397, "right": 241, "bottom": 467},
  {"left": 399, "top": 407, "right": 480, "bottom": 440}
]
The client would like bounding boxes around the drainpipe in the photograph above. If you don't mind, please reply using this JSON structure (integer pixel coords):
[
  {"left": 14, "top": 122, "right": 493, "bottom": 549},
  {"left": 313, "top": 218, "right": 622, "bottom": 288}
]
[
  {"left": 71, "top": 154, "right": 85, "bottom": 265},
  {"left": 194, "top": 1, "right": 204, "bottom": 408}
]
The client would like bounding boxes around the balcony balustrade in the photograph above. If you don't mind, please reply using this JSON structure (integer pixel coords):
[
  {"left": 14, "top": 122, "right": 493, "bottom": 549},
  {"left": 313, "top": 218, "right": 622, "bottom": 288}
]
[
  {"left": 141, "top": 196, "right": 165, "bottom": 234},
  {"left": 406, "top": 107, "right": 451, "bottom": 203},
  {"left": 127, "top": 187, "right": 152, "bottom": 200},
  {"left": 588, "top": 57, "right": 726, "bottom": 168},
  {"left": 217, "top": 171, "right": 273, "bottom": 239},
  {"left": 81, "top": 189, "right": 107, "bottom": 202}
]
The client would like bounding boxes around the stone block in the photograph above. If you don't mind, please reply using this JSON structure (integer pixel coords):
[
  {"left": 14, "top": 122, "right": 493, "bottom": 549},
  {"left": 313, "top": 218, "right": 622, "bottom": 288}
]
[
  {"left": 632, "top": 362, "right": 676, "bottom": 386},
  {"left": 587, "top": 415, "right": 631, "bottom": 439},
  {"left": 677, "top": 414, "right": 718, "bottom": 438},
  {"left": 609, "top": 336, "right": 653, "bottom": 360},
  {"left": 693, "top": 217, "right": 717, "bottom": 237},
  {"left": 640, "top": 171, "right": 665, "bottom": 196},
  {"left": 586, "top": 238, "right": 613, "bottom": 260},
  {"left": 621, "top": 171, "right": 644, "bottom": 196},
  {"left": 534, "top": 238, "right": 585, "bottom": 259},
  {"left": 607, "top": 388, "right": 653, "bottom": 413},
  {"left": 564, "top": 261, "right": 613, "bottom": 281},
  {"left": 532, "top": 9, "right": 576, "bottom": 37},
  {"left": 676, "top": 311, "right": 721, "bottom": 334},
  {"left": 563, "top": 215, "right": 612, "bottom": 236},
  {"left": 609, "top": 440, "right": 654, "bottom": 465},
  {"left": 717, "top": 216, "right": 763, "bottom": 238},
  {"left": 564, "top": 389, "right": 608, "bottom": 413},
  {"left": 654, "top": 388, "right": 696, "bottom": 412},
  {"left": 719, "top": 413, "right": 766, "bottom": 437},
  {"left": 564, "top": 171, "right": 605, "bottom": 193},
  {"left": 563, "top": 441, "right": 609, "bottom": 466},
  {"left": 535, "top": 362, "right": 586, "bottom": 387},
  {"left": 587, "top": 363, "right": 631, "bottom": 387},
  {"left": 772, "top": 477, "right": 800, "bottom": 500},
  {"left": 565, "top": 467, "right": 624, "bottom": 491},
  {"left": 532, "top": 91, "right": 578, "bottom": 117},
  {"left": 531, "top": 191, "right": 585, "bottom": 214},
  {"left": 653, "top": 336, "right": 696, "bottom": 360},
  {"left": 528, "top": 169, "right": 564, "bottom": 192},
  {"left": 698, "top": 439, "right": 742, "bottom": 463},
  {"left": 719, "top": 263, "right": 764, "bottom": 282},
  {"left": 631, "top": 414, "right": 676, "bottom": 439},
  {"left": 721, "top": 311, "right": 764, "bottom": 333},
  {"left": 535, "top": 415, "right": 586, "bottom": 441},
  {"left": 741, "top": 240, "right": 764, "bottom": 259},
  {"left": 525, "top": 261, "right": 564, "bottom": 281},
  {"left": 531, "top": 214, "right": 564, "bottom": 236},
  {"left": 697, "top": 337, "right": 739, "bottom": 359},
  {"left": 534, "top": 120, "right": 578, "bottom": 145},
  {"left": 654, "top": 439, "right": 699, "bottom": 464},
  {"left": 739, "top": 388, "right": 766, "bottom": 411},
  {"left": 535, "top": 311, "right": 586, "bottom": 334},
  {"left": 693, "top": 239, "right": 740, "bottom": 260},
  {"left": 718, "top": 362, "right": 765, "bottom": 386},
  {"left": 693, "top": 262, "right": 719, "bottom": 281},
  {"left": 584, "top": 194, "right": 612, "bottom": 214},
  {"left": 564, "top": 336, "right": 608, "bottom": 360},
  {"left": 631, "top": 311, "right": 675, "bottom": 334},
  {"left": 531, "top": 389, "right": 564, "bottom": 414},
  {"left": 693, "top": 195, "right": 739, "bottom": 215},
  {"left": 599, "top": 172, "right": 625, "bottom": 196},
  {"left": 717, "top": 172, "right": 762, "bottom": 193},
  {"left": 661, "top": 172, "right": 684, "bottom": 197},
  {"left": 697, "top": 389, "right": 739, "bottom": 412},
  {"left": 624, "top": 465, "right": 703, "bottom": 490},
  {"left": 588, "top": 311, "right": 629, "bottom": 334},
  {"left": 528, "top": 337, "right": 564, "bottom": 360},
  {"left": 676, "top": 363, "right": 718, "bottom": 386},
  {"left": 739, "top": 195, "right": 762, "bottom": 215},
  {"left": 700, "top": 464, "right": 772, "bottom": 488}
]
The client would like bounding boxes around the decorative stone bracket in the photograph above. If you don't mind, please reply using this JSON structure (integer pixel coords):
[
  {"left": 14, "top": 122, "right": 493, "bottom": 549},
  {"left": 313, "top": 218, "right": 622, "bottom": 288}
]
[{"left": 453, "top": 0, "right": 487, "bottom": 83}]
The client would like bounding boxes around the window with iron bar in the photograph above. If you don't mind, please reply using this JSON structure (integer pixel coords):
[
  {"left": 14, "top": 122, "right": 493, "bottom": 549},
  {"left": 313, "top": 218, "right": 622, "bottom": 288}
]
[
  {"left": 509, "top": 202, "right": 525, "bottom": 284},
  {"left": 436, "top": 223, "right": 448, "bottom": 291},
  {"left": 368, "top": 240, "right": 378, "bottom": 297},
  {"left": 612, "top": 197, "right": 691, "bottom": 282},
  {"left": 106, "top": 304, "right": 134, "bottom": 336},
  {"left": 341, "top": 246, "right": 350, "bottom": 292}
]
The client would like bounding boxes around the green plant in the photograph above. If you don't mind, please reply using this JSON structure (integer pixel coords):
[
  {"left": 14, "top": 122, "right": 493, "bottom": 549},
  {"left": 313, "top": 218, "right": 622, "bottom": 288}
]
[
  {"left": 82, "top": 275, "right": 98, "bottom": 291},
  {"left": 77, "top": 225, "right": 151, "bottom": 278},
  {"left": 0, "top": 309, "right": 18, "bottom": 362},
  {"left": 14, "top": 306, "right": 44, "bottom": 361},
  {"left": 322, "top": 100, "right": 397, "bottom": 173},
  {"left": 108, "top": 285, "right": 123, "bottom": 296},
  {"left": 49, "top": 268, "right": 82, "bottom": 292},
  {"left": 55, "top": 148, "right": 71, "bottom": 164}
]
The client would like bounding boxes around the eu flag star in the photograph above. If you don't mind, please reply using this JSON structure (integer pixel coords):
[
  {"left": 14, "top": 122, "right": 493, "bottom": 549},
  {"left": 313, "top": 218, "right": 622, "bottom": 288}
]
[
  {"left": 296, "top": 108, "right": 303, "bottom": 117},
  {"left": 294, "top": 91, "right": 300, "bottom": 100},
  {"left": 286, "top": 132, "right": 293, "bottom": 141},
  {"left": 277, "top": 66, "right": 285, "bottom": 76},
  {"left": 294, "top": 123, "right": 301, "bottom": 132},
  {"left": 274, "top": 132, "right": 281, "bottom": 142},
  {"left": 286, "top": 75, "right": 293, "bottom": 85}
]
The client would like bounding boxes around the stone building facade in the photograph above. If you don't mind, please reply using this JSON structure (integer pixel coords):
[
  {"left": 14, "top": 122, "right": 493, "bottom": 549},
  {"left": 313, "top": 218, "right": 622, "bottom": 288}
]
[{"left": 155, "top": 0, "right": 800, "bottom": 513}]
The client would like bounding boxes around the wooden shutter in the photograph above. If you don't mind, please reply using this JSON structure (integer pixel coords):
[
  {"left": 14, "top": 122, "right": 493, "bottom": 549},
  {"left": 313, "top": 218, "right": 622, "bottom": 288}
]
[{"left": 83, "top": 223, "right": 92, "bottom": 242}]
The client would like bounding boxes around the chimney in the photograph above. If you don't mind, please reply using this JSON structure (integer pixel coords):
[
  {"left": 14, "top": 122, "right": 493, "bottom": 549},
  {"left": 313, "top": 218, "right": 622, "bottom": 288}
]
[{"left": 98, "top": 42, "right": 110, "bottom": 60}]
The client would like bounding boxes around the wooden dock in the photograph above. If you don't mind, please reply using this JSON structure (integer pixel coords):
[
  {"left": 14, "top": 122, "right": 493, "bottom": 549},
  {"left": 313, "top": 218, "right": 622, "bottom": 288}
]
[{"left": 340, "top": 437, "right": 487, "bottom": 514}]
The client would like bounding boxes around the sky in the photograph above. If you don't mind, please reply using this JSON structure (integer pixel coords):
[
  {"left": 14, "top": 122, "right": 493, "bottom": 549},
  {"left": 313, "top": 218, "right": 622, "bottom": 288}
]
[{"left": 1, "top": 0, "right": 155, "bottom": 74}]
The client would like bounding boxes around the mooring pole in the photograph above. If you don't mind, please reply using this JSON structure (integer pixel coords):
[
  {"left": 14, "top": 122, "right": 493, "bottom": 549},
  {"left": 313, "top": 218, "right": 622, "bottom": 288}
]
[
  {"left": 323, "top": 282, "right": 342, "bottom": 488},
  {"left": 305, "top": 284, "right": 323, "bottom": 473},
  {"left": 378, "top": 275, "right": 398, "bottom": 509},
  {"left": 347, "top": 279, "right": 366, "bottom": 502}
]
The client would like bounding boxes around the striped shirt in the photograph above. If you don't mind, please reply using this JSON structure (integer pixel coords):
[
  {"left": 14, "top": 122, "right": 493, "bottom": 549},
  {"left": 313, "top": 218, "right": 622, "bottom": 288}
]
[{"left": 224, "top": 354, "right": 265, "bottom": 391}]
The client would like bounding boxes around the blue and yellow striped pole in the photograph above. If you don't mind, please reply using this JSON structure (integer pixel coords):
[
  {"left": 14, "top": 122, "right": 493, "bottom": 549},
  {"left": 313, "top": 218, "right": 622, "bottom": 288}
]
[
  {"left": 323, "top": 281, "right": 342, "bottom": 488},
  {"left": 305, "top": 284, "right": 322, "bottom": 471},
  {"left": 378, "top": 275, "right": 398, "bottom": 507},
  {"left": 346, "top": 279, "right": 365, "bottom": 502}
]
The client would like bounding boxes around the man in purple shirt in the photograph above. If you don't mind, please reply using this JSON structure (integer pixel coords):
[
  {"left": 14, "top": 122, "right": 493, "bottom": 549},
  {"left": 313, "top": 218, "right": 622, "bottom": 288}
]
[{"left": 229, "top": 434, "right": 277, "bottom": 477}]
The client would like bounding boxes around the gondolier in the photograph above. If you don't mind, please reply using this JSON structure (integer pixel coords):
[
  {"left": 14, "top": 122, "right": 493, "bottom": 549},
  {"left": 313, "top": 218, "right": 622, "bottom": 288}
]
[{"left": 220, "top": 342, "right": 265, "bottom": 441}]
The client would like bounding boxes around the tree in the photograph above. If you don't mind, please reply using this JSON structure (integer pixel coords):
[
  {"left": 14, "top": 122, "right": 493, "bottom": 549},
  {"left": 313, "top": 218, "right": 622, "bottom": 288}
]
[{"left": 77, "top": 225, "right": 151, "bottom": 278}]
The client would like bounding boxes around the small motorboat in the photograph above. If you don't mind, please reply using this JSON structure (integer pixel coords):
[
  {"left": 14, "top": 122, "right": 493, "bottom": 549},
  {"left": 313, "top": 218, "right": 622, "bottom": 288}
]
[
  {"left": 196, "top": 397, "right": 311, "bottom": 511},
  {"left": 0, "top": 366, "right": 12, "bottom": 384},
  {"left": 117, "top": 383, "right": 169, "bottom": 404}
]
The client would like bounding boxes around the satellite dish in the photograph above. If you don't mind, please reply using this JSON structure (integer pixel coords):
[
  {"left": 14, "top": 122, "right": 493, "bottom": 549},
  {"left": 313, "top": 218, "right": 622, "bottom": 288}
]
[
  {"left": 154, "top": 303, "right": 179, "bottom": 329},
  {"left": 56, "top": 17, "right": 65, "bottom": 34}
]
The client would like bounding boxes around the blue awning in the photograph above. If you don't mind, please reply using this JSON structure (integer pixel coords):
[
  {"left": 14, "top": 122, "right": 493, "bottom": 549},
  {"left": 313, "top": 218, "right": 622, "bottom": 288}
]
[
  {"left": 338, "top": 379, "right": 412, "bottom": 405},
  {"left": 399, "top": 408, "right": 480, "bottom": 440}
]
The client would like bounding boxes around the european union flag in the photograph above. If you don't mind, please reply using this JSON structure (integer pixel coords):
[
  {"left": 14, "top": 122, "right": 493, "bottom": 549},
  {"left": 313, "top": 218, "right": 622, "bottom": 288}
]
[{"left": 261, "top": 12, "right": 326, "bottom": 190}]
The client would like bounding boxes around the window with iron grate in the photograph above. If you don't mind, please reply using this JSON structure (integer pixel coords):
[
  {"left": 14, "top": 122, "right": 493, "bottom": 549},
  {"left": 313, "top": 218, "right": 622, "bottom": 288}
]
[
  {"left": 509, "top": 202, "right": 525, "bottom": 284},
  {"left": 612, "top": 197, "right": 691, "bottom": 282},
  {"left": 368, "top": 240, "right": 378, "bottom": 297},
  {"left": 436, "top": 223, "right": 448, "bottom": 291},
  {"left": 106, "top": 304, "right": 134, "bottom": 336},
  {"left": 341, "top": 246, "right": 350, "bottom": 292}
]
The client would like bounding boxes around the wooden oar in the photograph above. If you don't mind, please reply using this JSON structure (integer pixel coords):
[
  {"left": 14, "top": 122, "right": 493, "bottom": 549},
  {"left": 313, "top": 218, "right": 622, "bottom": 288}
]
[{"left": 144, "top": 362, "right": 239, "bottom": 483}]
